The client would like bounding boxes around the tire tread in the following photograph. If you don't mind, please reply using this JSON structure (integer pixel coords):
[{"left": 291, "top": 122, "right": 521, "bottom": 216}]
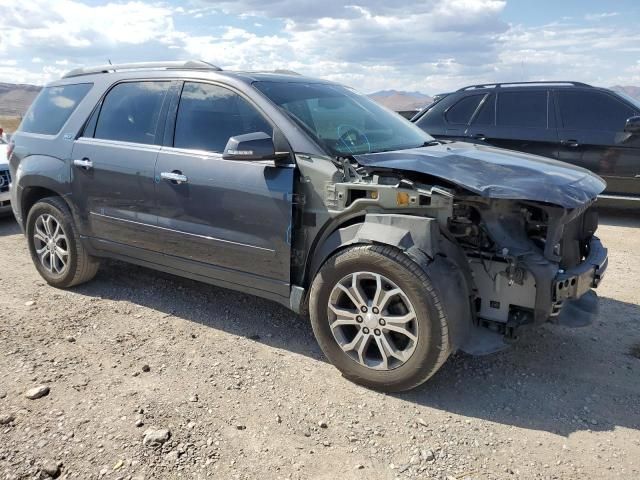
[
  {"left": 27, "top": 196, "right": 99, "bottom": 288},
  {"left": 310, "top": 244, "right": 451, "bottom": 392}
]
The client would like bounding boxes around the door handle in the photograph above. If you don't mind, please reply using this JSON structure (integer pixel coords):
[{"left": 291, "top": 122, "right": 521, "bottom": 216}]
[
  {"left": 472, "top": 133, "right": 486, "bottom": 141},
  {"left": 561, "top": 139, "right": 580, "bottom": 148},
  {"left": 73, "top": 158, "right": 93, "bottom": 169},
  {"left": 160, "top": 171, "right": 188, "bottom": 184}
]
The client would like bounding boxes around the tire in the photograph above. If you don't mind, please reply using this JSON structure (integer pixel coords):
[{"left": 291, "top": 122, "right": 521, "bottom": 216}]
[
  {"left": 26, "top": 196, "right": 100, "bottom": 288},
  {"left": 309, "top": 245, "right": 450, "bottom": 392}
]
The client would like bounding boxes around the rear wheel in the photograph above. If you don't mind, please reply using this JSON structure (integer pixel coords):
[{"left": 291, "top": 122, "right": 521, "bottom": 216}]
[
  {"left": 309, "top": 245, "right": 451, "bottom": 392},
  {"left": 26, "top": 197, "right": 99, "bottom": 288}
]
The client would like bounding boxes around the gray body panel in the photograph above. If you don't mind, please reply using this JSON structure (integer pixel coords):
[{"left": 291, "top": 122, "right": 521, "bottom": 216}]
[
  {"left": 71, "top": 138, "right": 160, "bottom": 248},
  {"left": 154, "top": 147, "right": 294, "bottom": 297}
]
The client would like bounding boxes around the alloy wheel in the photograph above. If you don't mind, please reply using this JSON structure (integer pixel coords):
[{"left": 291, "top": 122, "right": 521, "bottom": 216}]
[
  {"left": 33, "top": 214, "right": 69, "bottom": 275},
  {"left": 327, "top": 271, "right": 419, "bottom": 370}
]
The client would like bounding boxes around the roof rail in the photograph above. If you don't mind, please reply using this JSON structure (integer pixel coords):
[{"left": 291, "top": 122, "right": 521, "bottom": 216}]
[
  {"left": 270, "top": 69, "right": 302, "bottom": 76},
  {"left": 457, "top": 81, "right": 591, "bottom": 91},
  {"left": 62, "top": 60, "right": 222, "bottom": 79}
]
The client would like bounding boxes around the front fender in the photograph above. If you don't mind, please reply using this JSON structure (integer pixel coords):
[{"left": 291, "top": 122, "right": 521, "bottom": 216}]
[
  {"left": 305, "top": 213, "right": 473, "bottom": 350},
  {"left": 308, "top": 213, "right": 440, "bottom": 282}
]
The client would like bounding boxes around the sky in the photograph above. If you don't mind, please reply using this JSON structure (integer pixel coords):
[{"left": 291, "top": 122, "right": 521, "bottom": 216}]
[{"left": 0, "top": 0, "right": 639, "bottom": 94}]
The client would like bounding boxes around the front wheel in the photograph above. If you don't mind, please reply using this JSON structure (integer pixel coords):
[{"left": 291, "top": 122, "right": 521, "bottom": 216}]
[
  {"left": 26, "top": 197, "right": 100, "bottom": 288},
  {"left": 309, "top": 245, "right": 451, "bottom": 392}
]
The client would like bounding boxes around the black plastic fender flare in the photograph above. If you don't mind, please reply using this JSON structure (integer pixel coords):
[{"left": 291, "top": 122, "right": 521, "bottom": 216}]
[{"left": 298, "top": 213, "right": 473, "bottom": 350}]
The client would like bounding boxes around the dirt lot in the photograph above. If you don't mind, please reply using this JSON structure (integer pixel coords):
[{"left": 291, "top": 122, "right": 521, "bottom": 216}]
[
  {"left": 0, "top": 116, "right": 21, "bottom": 134},
  {"left": 0, "top": 211, "right": 638, "bottom": 480}
]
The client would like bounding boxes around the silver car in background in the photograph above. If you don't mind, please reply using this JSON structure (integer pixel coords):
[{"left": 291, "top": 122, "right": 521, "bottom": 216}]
[{"left": 0, "top": 136, "right": 12, "bottom": 216}]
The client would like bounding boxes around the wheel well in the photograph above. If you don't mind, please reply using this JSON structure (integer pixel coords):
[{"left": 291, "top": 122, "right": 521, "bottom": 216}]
[
  {"left": 21, "top": 187, "right": 63, "bottom": 220},
  {"left": 302, "top": 215, "right": 366, "bottom": 285}
]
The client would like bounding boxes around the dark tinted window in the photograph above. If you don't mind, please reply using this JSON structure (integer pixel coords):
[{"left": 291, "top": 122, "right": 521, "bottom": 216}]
[
  {"left": 445, "top": 94, "right": 484, "bottom": 124},
  {"left": 558, "top": 90, "right": 637, "bottom": 131},
  {"left": 497, "top": 91, "right": 547, "bottom": 128},
  {"left": 174, "top": 82, "right": 272, "bottom": 153},
  {"left": 20, "top": 83, "right": 92, "bottom": 135},
  {"left": 473, "top": 94, "right": 495, "bottom": 125},
  {"left": 82, "top": 103, "right": 100, "bottom": 138},
  {"left": 95, "top": 81, "right": 170, "bottom": 144}
]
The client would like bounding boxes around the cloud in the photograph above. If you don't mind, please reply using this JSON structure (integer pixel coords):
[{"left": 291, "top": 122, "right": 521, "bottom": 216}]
[
  {"left": 202, "top": 0, "right": 507, "bottom": 26},
  {"left": 187, "top": 0, "right": 510, "bottom": 91},
  {"left": 0, "top": 0, "right": 181, "bottom": 71},
  {"left": 584, "top": 12, "right": 619, "bottom": 21},
  {"left": 0, "top": 0, "right": 638, "bottom": 94}
]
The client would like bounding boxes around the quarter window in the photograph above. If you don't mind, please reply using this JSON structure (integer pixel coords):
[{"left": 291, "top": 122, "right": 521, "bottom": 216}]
[
  {"left": 94, "top": 81, "right": 170, "bottom": 144},
  {"left": 473, "top": 94, "right": 495, "bottom": 125},
  {"left": 496, "top": 91, "right": 547, "bottom": 128},
  {"left": 445, "top": 95, "right": 484, "bottom": 125},
  {"left": 558, "top": 90, "right": 637, "bottom": 131},
  {"left": 20, "top": 83, "right": 92, "bottom": 135},
  {"left": 174, "top": 82, "right": 273, "bottom": 153}
]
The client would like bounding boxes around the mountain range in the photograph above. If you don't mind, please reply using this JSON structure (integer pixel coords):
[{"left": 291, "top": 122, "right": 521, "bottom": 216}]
[
  {"left": 367, "top": 89, "right": 433, "bottom": 111},
  {"left": 610, "top": 85, "right": 640, "bottom": 100},
  {"left": 0, "top": 82, "right": 41, "bottom": 116},
  {"left": 1, "top": 82, "right": 639, "bottom": 123}
]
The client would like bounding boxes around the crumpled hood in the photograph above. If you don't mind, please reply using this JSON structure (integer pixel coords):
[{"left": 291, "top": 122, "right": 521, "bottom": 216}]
[{"left": 353, "top": 142, "right": 606, "bottom": 209}]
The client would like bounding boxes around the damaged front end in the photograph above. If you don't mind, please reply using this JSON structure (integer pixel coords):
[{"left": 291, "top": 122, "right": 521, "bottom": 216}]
[
  {"left": 342, "top": 143, "right": 609, "bottom": 353},
  {"left": 449, "top": 198, "right": 607, "bottom": 342}
]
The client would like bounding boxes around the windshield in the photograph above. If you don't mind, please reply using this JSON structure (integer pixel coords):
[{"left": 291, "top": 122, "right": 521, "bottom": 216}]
[
  {"left": 616, "top": 91, "right": 640, "bottom": 111},
  {"left": 253, "top": 81, "right": 434, "bottom": 156}
]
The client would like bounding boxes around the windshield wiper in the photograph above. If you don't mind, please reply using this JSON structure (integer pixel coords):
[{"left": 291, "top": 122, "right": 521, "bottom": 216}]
[{"left": 366, "top": 142, "right": 438, "bottom": 154}]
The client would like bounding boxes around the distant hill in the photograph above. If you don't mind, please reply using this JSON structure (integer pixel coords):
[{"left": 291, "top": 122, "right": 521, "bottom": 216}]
[
  {"left": 0, "top": 82, "right": 41, "bottom": 116},
  {"left": 610, "top": 85, "right": 640, "bottom": 100},
  {"left": 368, "top": 90, "right": 432, "bottom": 112}
]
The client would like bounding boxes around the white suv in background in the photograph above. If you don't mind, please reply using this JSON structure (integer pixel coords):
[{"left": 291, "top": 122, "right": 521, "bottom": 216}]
[{"left": 0, "top": 136, "right": 12, "bottom": 216}]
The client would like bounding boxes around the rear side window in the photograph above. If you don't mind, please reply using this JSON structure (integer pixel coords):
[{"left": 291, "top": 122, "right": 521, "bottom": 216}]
[
  {"left": 94, "top": 81, "right": 170, "bottom": 144},
  {"left": 445, "top": 94, "right": 484, "bottom": 125},
  {"left": 473, "top": 94, "right": 495, "bottom": 125},
  {"left": 174, "top": 82, "right": 272, "bottom": 153},
  {"left": 497, "top": 91, "right": 547, "bottom": 128},
  {"left": 20, "top": 83, "right": 92, "bottom": 135},
  {"left": 558, "top": 90, "right": 637, "bottom": 131}
]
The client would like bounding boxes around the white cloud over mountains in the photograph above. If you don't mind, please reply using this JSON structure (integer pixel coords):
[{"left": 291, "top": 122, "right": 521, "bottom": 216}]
[{"left": 0, "top": 0, "right": 637, "bottom": 93}]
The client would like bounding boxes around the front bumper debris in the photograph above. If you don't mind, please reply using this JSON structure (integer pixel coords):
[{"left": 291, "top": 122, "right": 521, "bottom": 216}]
[
  {"left": 551, "top": 236, "right": 607, "bottom": 327},
  {"left": 554, "top": 236, "right": 608, "bottom": 302},
  {"left": 555, "top": 290, "right": 599, "bottom": 328}
]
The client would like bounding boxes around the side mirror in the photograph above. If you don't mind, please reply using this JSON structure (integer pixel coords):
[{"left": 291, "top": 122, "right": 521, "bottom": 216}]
[
  {"left": 624, "top": 116, "right": 640, "bottom": 135},
  {"left": 222, "top": 132, "right": 278, "bottom": 161}
]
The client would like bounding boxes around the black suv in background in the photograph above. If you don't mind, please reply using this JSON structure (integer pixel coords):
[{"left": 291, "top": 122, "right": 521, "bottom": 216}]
[{"left": 412, "top": 82, "right": 640, "bottom": 206}]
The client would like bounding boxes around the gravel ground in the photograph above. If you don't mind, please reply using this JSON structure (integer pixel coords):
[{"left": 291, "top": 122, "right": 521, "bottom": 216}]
[{"left": 0, "top": 211, "right": 638, "bottom": 480}]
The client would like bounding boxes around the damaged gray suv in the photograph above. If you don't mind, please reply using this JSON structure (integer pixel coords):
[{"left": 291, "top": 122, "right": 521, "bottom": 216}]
[{"left": 9, "top": 61, "right": 608, "bottom": 391}]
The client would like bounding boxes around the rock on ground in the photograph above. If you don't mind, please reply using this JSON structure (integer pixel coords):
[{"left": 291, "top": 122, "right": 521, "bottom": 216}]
[
  {"left": 25, "top": 385, "right": 50, "bottom": 400},
  {"left": 142, "top": 428, "right": 171, "bottom": 447}
]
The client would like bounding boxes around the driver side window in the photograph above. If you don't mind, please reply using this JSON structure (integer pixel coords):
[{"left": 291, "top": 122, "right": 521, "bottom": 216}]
[{"left": 174, "top": 82, "right": 273, "bottom": 153}]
